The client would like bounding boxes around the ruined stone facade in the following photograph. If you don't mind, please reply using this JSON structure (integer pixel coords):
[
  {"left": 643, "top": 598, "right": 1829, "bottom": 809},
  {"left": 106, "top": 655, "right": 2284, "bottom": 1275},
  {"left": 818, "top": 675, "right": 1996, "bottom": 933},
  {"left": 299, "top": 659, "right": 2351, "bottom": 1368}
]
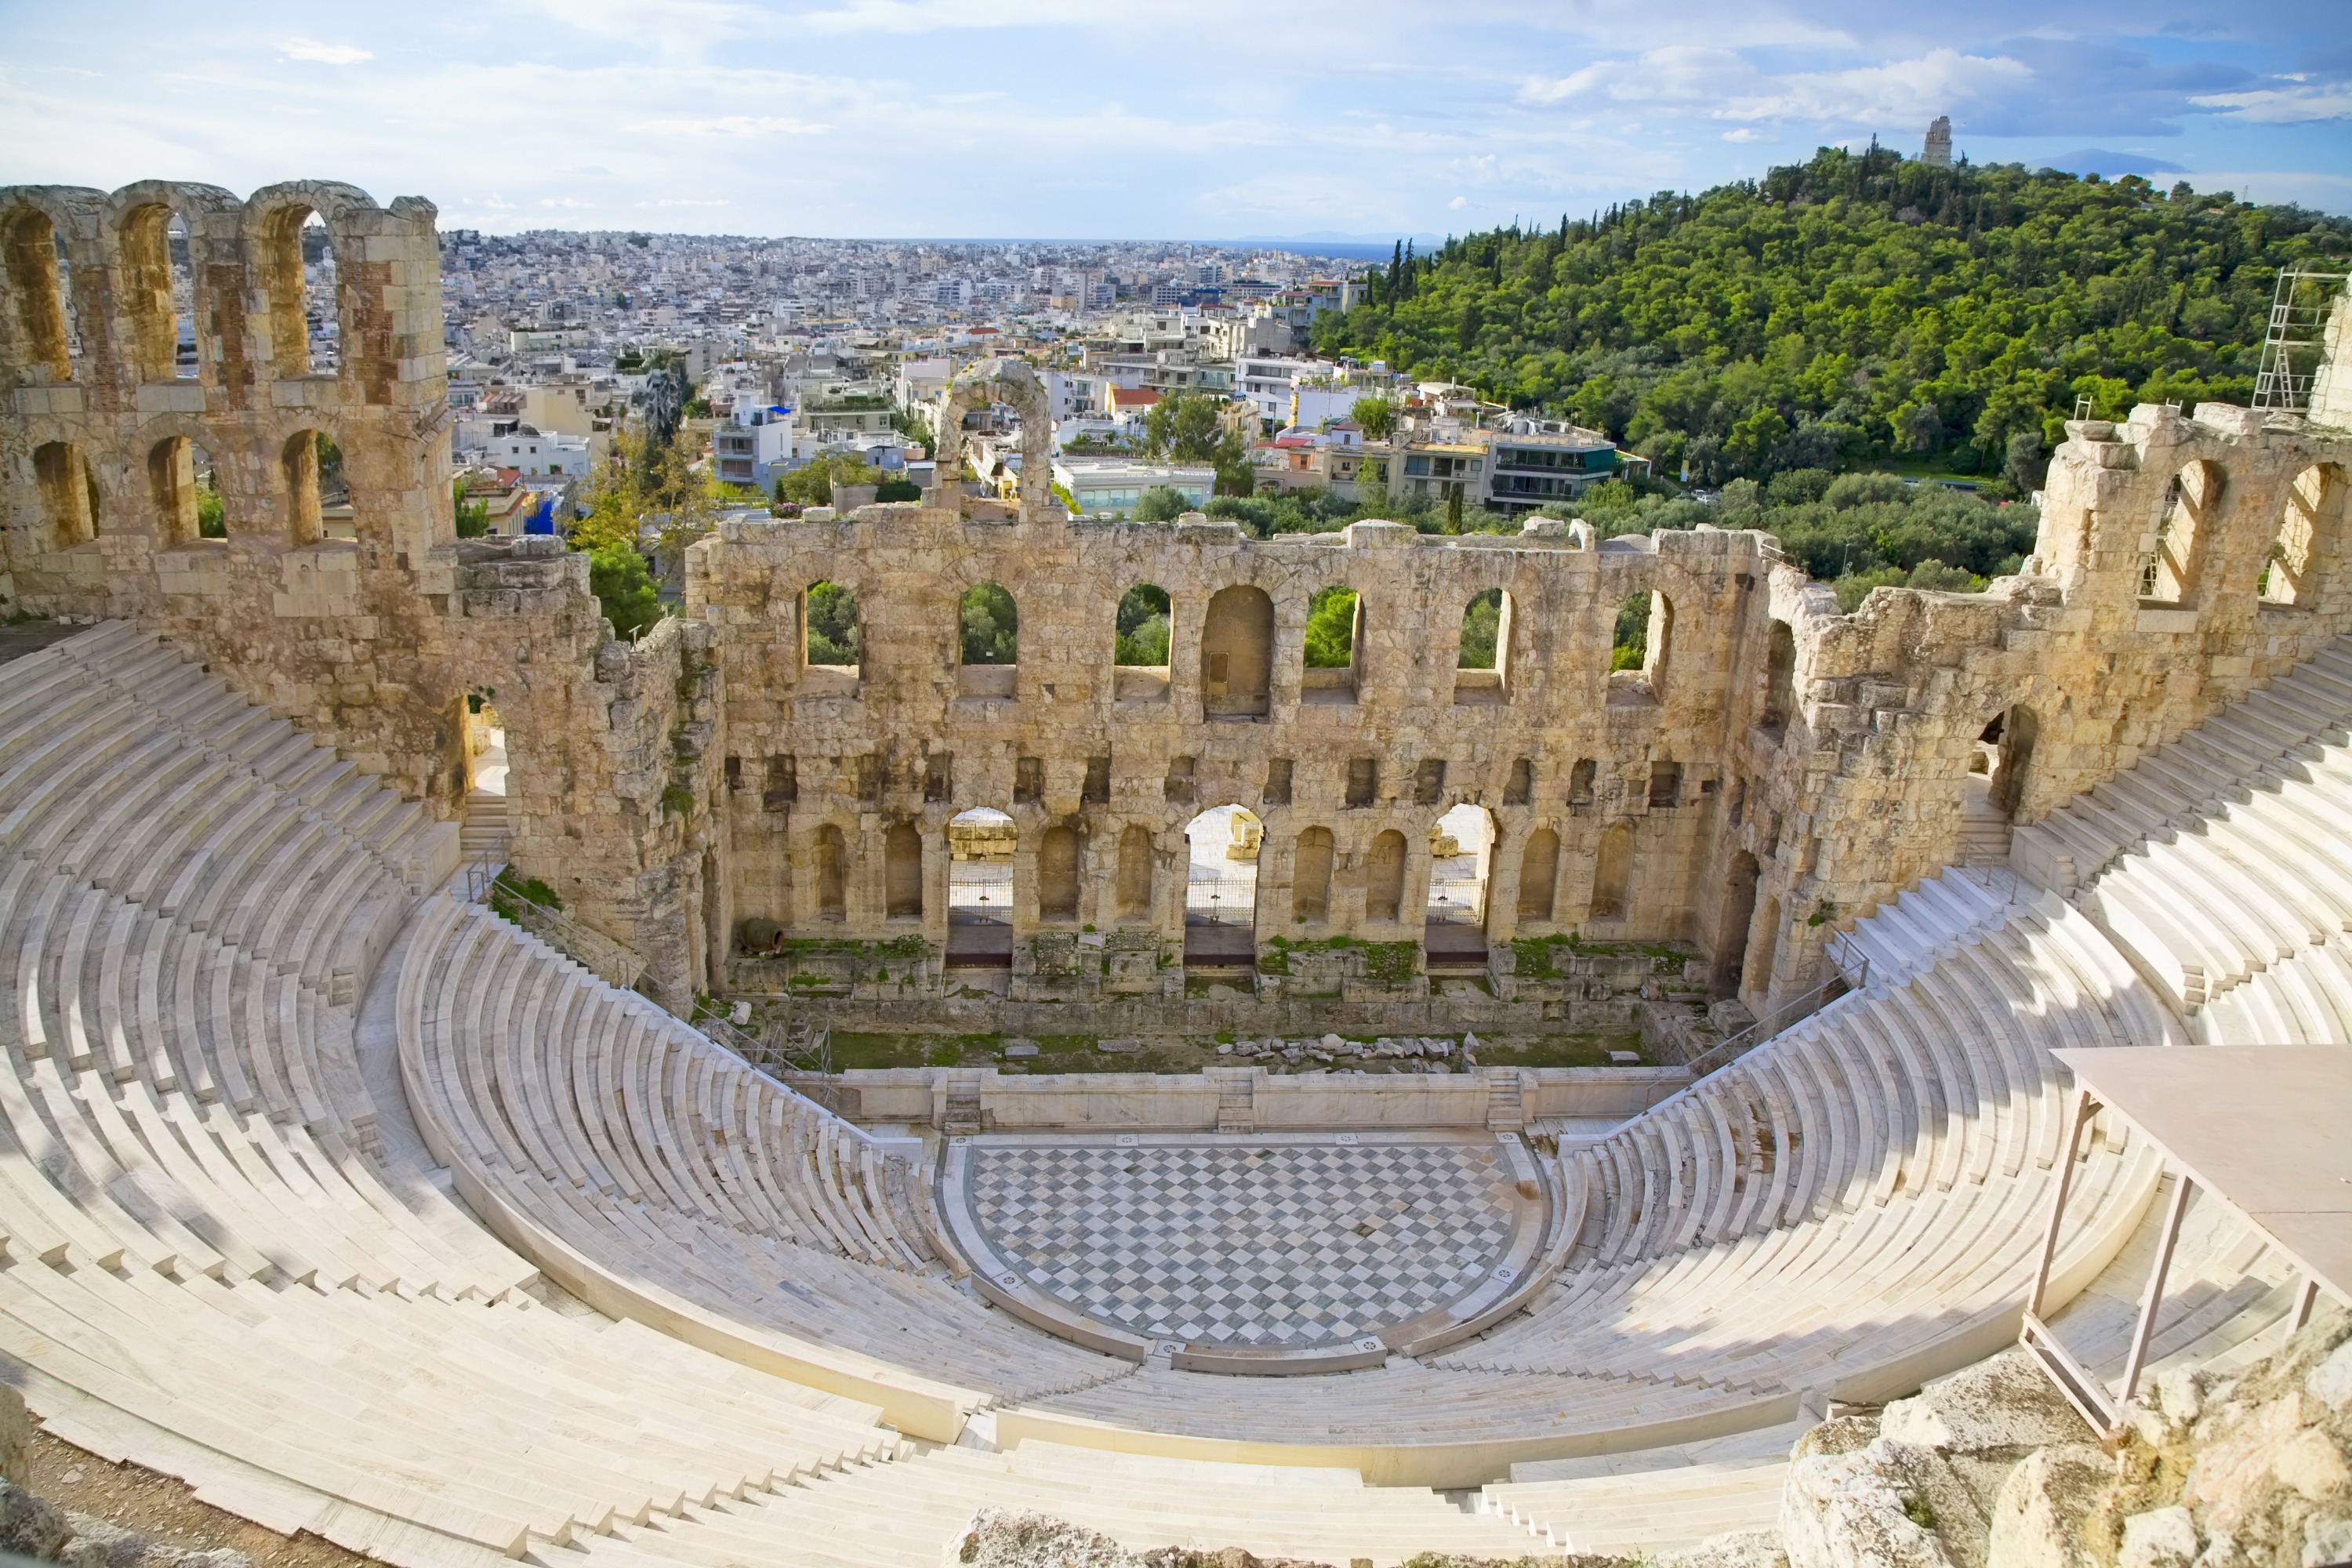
[{"left": 7, "top": 178, "right": 2351, "bottom": 1021}]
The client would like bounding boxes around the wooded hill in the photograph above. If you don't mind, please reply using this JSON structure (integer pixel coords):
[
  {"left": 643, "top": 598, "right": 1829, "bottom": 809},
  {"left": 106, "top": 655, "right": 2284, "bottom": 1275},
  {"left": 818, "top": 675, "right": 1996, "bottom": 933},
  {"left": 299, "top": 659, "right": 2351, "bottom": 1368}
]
[{"left": 1312, "top": 144, "right": 2352, "bottom": 488}]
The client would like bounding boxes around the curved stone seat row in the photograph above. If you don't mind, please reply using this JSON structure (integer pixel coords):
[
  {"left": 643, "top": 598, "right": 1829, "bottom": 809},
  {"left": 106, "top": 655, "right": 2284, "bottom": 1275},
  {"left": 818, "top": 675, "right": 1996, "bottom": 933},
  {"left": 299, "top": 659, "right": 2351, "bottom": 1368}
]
[
  {"left": 2013, "top": 639, "right": 2352, "bottom": 896},
  {"left": 395, "top": 894, "right": 1129, "bottom": 1425},
  {"left": 568, "top": 1439, "right": 1551, "bottom": 1568},
  {"left": 0, "top": 626, "right": 960, "bottom": 1568}
]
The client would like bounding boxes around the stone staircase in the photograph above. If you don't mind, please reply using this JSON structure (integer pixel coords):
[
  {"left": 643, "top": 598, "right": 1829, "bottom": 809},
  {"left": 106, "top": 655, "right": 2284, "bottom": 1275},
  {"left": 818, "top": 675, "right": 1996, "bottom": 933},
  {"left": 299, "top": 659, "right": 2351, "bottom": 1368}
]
[
  {"left": 1212, "top": 1066, "right": 1254, "bottom": 1133},
  {"left": 460, "top": 789, "right": 509, "bottom": 864}
]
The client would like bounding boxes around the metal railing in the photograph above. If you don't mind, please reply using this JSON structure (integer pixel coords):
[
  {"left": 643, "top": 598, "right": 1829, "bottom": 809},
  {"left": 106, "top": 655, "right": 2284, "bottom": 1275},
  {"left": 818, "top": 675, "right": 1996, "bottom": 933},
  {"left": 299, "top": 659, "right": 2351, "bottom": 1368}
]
[
  {"left": 1681, "top": 948, "right": 1872, "bottom": 1080},
  {"left": 476, "top": 862, "right": 648, "bottom": 993},
  {"left": 1185, "top": 873, "right": 1258, "bottom": 925},
  {"left": 948, "top": 865, "right": 1013, "bottom": 923}
]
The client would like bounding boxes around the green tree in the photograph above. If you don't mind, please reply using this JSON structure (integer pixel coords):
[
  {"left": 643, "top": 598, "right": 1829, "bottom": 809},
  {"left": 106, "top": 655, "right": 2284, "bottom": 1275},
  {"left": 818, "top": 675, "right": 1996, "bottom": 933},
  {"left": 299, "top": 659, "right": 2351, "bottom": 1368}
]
[
  {"left": 196, "top": 472, "right": 226, "bottom": 539},
  {"left": 453, "top": 477, "right": 490, "bottom": 539},
  {"left": 960, "top": 583, "right": 1018, "bottom": 665},
  {"left": 1142, "top": 391, "right": 1227, "bottom": 463},
  {"left": 1114, "top": 584, "right": 1171, "bottom": 666},
  {"left": 1350, "top": 396, "right": 1397, "bottom": 440},
  {"left": 892, "top": 405, "right": 936, "bottom": 450},
  {"left": 1314, "top": 158, "right": 2351, "bottom": 482},
  {"left": 775, "top": 452, "right": 883, "bottom": 508},
  {"left": 805, "top": 580, "right": 861, "bottom": 665},
  {"left": 1304, "top": 586, "right": 1357, "bottom": 668},
  {"left": 1134, "top": 485, "right": 1189, "bottom": 521},
  {"left": 587, "top": 546, "right": 661, "bottom": 638}
]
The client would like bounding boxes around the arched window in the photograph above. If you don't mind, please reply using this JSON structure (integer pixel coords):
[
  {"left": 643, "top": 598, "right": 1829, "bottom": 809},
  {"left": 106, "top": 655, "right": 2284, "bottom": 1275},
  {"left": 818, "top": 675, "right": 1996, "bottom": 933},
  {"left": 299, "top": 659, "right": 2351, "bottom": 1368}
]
[
  {"left": 1038, "top": 824, "right": 1081, "bottom": 920},
  {"left": 2261, "top": 464, "right": 2341, "bottom": 607},
  {"left": 1201, "top": 585, "right": 1274, "bottom": 717},
  {"left": 33, "top": 441, "right": 96, "bottom": 550},
  {"left": 1116, "top": 824, "right": 1154, "bottom": 920},
  {"left": 1114, "top": 583, "right": 1170, "bottom": 667},
  {"left": 1591, "top": 822, "right": 1634, "bottom": 920},
  {"left": 1292, "top": 826, "right": 1334, "bottom": 923},
  {"left": 259, "top": 205, "right": 339, "bottom": 379},
  {"left": 1114, "top": 583, "right": 1171, "bottom": 702},
  {"left": 1302, "top": 585, "right": 1359, "bottom": 705},
  {"left": 805, "top": 580, "right": 861, "bottom": 671},
  {"left": 811, "top": 824, "right": 848, "bottom": 922},
  {"left": 281, "top": 430, "right": 327, "bottom": 545},
  {"left": 1365, "top": 829, "right": 1407, "bottom": 922},
  {"left": 1426, "top": 804, "right": 1492, "bottom": 926},
  {"left": 1516, "top": 828, "right": 1559, "bottom": 922},
  {"left": 2, "top": 207, "right": 75, "bottom": 382},
  {"left": 947, "top": 807, "right": 1015, "bottom": 960},
  {"left": 884, "top": 823, "right": 924, "bottom": 919},
  {"left": 1762, "top": 620, "right": 1796, "bottom": 730},
  {"left": 118, "top": 204, "right": 200, "bottom": 383},
  {"left": 958, "top": 582, "right": 1018, "bottom": 697},
  {"left": 1610, "top": 590, "right": 1672, "bottom": 699},
  {"left": 2140, "top": 461, "right": 2222, "bottom": 604},
  {"left": 148, "top": 435, "right": 223, "bottom": 546},
  {"left": 1454, "top": 588, "right": 1512, "bottom": 705}
]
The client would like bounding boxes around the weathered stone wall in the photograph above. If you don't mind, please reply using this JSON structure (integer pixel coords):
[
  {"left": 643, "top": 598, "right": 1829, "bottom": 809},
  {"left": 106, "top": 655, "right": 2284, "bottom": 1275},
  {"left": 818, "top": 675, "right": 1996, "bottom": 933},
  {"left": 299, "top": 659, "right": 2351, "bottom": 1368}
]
[
  {"left": 0, "top": 180, "right": 717, "bottom": 1008},
  {"left": 9, "top": 178, "right": 2352, "bottom": 1022}
]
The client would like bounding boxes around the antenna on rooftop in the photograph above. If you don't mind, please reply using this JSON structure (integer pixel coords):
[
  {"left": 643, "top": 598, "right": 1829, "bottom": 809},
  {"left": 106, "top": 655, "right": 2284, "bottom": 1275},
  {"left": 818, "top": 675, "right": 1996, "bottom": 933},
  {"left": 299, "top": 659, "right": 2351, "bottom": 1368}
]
[{"left": 2252, "top": 269, "right": 2349, "bottom": 418}]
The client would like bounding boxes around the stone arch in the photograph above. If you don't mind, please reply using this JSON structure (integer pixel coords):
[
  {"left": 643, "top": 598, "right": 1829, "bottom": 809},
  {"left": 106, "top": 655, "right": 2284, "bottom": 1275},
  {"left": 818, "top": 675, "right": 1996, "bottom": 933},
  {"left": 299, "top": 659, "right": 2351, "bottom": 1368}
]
[
  {"left": 32, "top": 440, "right": 96, "bottom": 550},
  {"left": 1453, "top": 586, "right": 1512, "bottom": 705},
  {"left": 1302, "top": 582, "right": 1361, "bottom": 703},
  {"left": 1200, "top": 583, "right": 1274, "bottom": 718},
  {"left": 935, "top": 356, "right": 1056, "bottom": 522},
  {"left": 811, "top": 822, "right": 848, "bottom": 923},
  {"left": 1987, "top": 702, "right": 2039, "bottom": 822},
  {"left": 2140, "top": 458, "right": 2223, "bottom": 604},
  {"left": 804, "top": 579, "right": 862, "bottom": 672},
  {"left": 884, "top": 822, "right": 924, "bottom": 920},
  {"left": 1292, "top": 826, "right": 1334, "bottom": 923},
  {"left": 247, "top": 183, "right": 380, "bottom": 382},
  {"left": 1516, "top": 827, "right": 1560, "bottom": 922},
  {"left": 1, "top": 201, "right": 75, "bottom": 383},
  {"left": 146, "top": 434, "right": 224, "bottom": 547},
  {"left": 1592, "top": 822, "right": 1634, "bottom": 920},
  {"left": 1116, "top": 824, "right": 1154, "bottom": 920},
  {"left": 1763, "top": 619, "right": 1796, "bottom": 729},
  {"left": 2261, "top": 463, "right": 2343, "bottom": 607},
  {"left": 1037, "top": 823, "right": 1082, "bottom": 920},
  {"left": 1366, "top": 828, "right": 1407, "bottom": 922},
  {"left": 1426, "top": 802, "right": 1494, "bottom": 926},
  {"left": 1610, "top": 588, "right": 1672, "bottom": 699}
]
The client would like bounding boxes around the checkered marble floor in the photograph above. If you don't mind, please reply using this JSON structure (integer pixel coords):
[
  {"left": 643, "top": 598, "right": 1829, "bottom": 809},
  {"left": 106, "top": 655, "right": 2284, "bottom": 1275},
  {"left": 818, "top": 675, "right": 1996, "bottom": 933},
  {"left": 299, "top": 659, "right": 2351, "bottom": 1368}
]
[{"left": 961, "top": 1136, "right": 1519, "bottom": 1348}]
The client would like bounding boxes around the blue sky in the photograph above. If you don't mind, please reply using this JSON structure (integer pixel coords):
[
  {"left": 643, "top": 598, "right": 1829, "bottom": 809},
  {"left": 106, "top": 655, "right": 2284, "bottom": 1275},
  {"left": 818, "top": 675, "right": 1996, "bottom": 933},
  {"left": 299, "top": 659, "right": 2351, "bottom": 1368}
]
[{"left": 2, "top": 0, "right": 2347, "bottom": 237}]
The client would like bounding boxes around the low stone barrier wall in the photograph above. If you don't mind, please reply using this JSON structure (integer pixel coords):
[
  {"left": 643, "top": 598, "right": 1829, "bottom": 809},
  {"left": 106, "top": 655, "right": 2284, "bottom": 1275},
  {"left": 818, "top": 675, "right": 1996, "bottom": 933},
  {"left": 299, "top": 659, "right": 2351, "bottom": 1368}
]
[{"left": 783, "top": 1063, "right": 1686, "bottom": 1132}]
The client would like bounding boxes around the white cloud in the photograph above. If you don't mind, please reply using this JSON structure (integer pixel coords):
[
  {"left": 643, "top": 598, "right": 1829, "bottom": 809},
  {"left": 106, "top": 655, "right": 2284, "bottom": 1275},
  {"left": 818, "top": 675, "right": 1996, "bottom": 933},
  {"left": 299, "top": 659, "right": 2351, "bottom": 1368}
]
[
  {"left": 2191, "top": 82, "right": 2352, "bottom": 124},
  {"left": 281, "top": 39, "right": 373, "bottom": 65},
  {"left": 622, "top": 114, "right": 831, "bottom": 136},
  {"left": 1523, "top": 45, "right": 2033, "bottom": 129},
  {"left": 1722, "top": 127, "right": 1763, "bottom": 142},
  {"left": 1449, "top": 194, "right": 1469, "bottom": 209}
]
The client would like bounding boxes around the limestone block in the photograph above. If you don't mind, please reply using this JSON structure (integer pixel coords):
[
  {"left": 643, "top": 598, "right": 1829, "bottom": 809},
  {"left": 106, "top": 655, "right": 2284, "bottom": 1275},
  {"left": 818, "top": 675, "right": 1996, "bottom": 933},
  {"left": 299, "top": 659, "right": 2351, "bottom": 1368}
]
[
  {"left": 1984, "top": 1445, "right": 2110, "bottom": 1568},
  {"left": 2309, "top": 1340, "right": 2352, "bottom": 1413},
  {"left": 2272, "top": 1427, "right": 2351, "bottom": 1501},
  {"left": 2116, "top": 1505, "right": 2198, "bottom": 1568},
  {"left": 1881, "top": 1350, "right": 2101, "bottom": 1457},
  {"left": 1782, "top": 1440, "right": 1958, "bottom": 1568}
]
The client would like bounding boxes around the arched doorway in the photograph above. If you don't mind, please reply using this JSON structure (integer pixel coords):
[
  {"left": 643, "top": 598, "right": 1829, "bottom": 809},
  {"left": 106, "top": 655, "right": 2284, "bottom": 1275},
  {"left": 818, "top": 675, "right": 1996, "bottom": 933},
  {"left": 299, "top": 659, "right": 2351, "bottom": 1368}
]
[
  {"left": 1183, "top": 804, "right": 1261, "bottom": 968},
  {"left": 1200, "top": 585, "right": 1274, "bottom": 718},
  {"left": 1963, "top": 703, "right": 2038, "bottom": 862},
  {"left": 1425, "top": 802, "right": 1494, "bottom": 970},
  {"left": 946, "top": 807, "right": 1014, "bottom": 967},
  {"left": 1714, "top": 851, "right": 1761, "bottom": 999}
]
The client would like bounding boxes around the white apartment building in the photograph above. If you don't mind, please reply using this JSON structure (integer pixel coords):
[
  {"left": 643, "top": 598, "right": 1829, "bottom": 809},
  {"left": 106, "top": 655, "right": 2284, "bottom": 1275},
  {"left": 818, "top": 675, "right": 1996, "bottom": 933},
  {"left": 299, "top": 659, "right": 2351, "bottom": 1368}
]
[
  {"left": 1054, "top": 458, "right": 1216, "bottom": 516},
  {"left": 488, "top": 424, "right": 591, "bottom": 477}
]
